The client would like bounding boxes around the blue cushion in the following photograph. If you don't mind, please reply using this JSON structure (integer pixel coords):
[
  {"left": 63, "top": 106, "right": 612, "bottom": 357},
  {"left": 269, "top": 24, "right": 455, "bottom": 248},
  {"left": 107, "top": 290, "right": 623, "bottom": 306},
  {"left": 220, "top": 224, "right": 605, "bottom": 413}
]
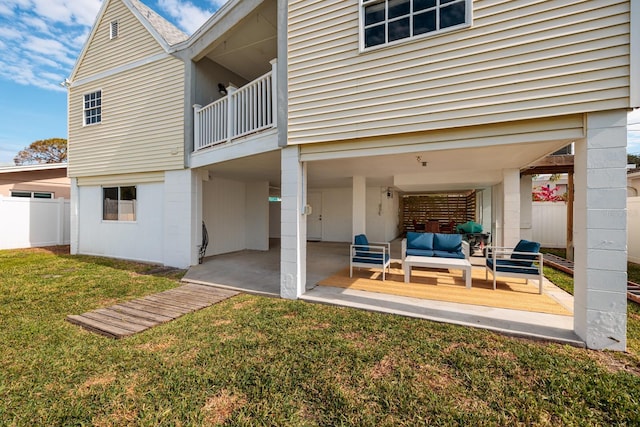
[
  {"left": 406, "top": 248, "right": 434, "bottom": 257},
  {"left": 353, "top": 252, "right": 390, "bottom": 264},
  {"left": 510, "top": 240, "right": 540, "bottom": 265},
  {"left": 434, "top": 233, "right": 462, "bottom": 252},
  {"left": 354, "top": 234, "right": 369, "bottom": 247},
  {"left": 406, "top": 232, "right": 434, "bottom": 250},
  {"left": 487, "top": 258, "right": 539, "bottom": 275},
  {"left": 354, "top": 234, "right": 369, "bottom": 257},
  {"left": 433, "top": 250, "right": 465, "bottom": 259}
]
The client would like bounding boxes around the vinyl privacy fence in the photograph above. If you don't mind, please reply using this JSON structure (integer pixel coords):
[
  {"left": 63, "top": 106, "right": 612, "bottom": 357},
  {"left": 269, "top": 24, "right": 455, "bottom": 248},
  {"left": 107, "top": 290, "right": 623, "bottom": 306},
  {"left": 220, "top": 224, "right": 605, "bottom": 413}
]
[
  {"left": 532, "top": 199, "right": 640, "bottom": 263},
  {"left": 0, "top": 196, "right": 70, "bottom": 250},
  {"left": 531, "top": 202, "right": 567, "bottom": 249}
]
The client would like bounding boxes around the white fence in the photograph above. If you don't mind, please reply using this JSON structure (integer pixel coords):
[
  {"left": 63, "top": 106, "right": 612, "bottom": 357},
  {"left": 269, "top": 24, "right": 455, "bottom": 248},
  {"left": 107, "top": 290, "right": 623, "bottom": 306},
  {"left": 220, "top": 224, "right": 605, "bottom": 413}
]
[
  {"left": 531, "top": 199, "right": 640, "bottom": 263},
  {"left": 531, "top": 202, "right": 567, "bottom": 248},
  {"left": 0, "top": 196, "right": 70, "bottom": 250}
]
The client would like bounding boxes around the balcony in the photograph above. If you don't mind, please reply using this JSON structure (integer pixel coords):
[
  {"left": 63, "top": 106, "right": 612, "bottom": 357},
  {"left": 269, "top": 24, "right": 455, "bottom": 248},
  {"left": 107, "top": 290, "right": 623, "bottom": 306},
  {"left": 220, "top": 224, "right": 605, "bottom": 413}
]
[{"left": 193, "top": 60, "right": 277, "bottom": 152}]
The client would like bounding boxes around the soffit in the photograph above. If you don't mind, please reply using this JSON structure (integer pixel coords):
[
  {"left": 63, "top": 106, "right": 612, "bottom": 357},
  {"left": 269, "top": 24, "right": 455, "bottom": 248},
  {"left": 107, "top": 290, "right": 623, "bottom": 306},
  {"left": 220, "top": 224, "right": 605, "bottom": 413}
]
[{"left": 202, "top": 0, "right": 277, "bottom": 81}]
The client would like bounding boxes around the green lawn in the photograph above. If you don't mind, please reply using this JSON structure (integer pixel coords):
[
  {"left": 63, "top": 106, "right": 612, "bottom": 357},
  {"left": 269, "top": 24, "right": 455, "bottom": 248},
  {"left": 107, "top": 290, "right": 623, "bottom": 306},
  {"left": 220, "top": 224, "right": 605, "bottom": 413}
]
[{"left": 1, "top": 247, "right": 639, "bottom": 426}]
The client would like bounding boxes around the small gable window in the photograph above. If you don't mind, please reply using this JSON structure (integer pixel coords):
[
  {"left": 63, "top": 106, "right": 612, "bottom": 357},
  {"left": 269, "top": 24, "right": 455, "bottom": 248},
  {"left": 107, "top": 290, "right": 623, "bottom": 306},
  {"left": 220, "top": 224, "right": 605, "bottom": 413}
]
[
  {"left": 83, "top": 90, "right": 102, "bottom": 126},
  {"left": 361, "top": 0, "right": 471, "bottom": 50},
  {"left": 110, "top": 20, "right": 119, "bottom": 39}
]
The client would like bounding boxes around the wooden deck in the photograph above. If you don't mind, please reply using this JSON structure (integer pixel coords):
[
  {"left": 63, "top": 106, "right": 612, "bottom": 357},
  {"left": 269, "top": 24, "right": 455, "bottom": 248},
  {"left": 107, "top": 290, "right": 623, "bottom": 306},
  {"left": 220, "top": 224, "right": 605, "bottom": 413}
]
[
  {"left": 543, "top": 253, "right": 640, "bottom": 304},
  {"left": 319, "top": 264, "right": 572, "bottom": 316},
  {"left": 67, "top": 283, "right": 238, "bottom": 339}
]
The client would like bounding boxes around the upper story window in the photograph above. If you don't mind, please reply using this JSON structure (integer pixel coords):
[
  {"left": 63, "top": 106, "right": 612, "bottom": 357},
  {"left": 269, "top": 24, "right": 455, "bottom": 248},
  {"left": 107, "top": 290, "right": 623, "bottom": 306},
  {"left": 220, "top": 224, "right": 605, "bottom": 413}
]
[
  {"left": 361, "top": 0, "right": 471, "bottom": 49},
  {"left": 83, "top": 90, "right": 102, "bottom": 126},
  {"left": 110, "top": 20, "right": 119, "bottom": 39}
]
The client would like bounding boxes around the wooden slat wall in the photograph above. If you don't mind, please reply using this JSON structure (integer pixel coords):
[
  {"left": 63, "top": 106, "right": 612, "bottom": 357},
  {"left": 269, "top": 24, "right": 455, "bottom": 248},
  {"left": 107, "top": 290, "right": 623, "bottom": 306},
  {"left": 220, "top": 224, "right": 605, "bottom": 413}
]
[{"left": 402, "top": 193, "right": 476, "bottom": 233}]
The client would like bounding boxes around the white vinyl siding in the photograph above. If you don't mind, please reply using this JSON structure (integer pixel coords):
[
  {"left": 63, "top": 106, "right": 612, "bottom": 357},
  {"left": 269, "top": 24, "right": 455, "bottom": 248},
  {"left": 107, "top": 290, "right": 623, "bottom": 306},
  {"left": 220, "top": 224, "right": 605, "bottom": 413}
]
[
  {"left": 74, "top": 0, "right": 165, "bottom": 81},
  {"left": 288, "top": 0, "right": 631, "bottom": 144},
  {"left": 68, "top": 57, "right": 185, "bottom": 177}
]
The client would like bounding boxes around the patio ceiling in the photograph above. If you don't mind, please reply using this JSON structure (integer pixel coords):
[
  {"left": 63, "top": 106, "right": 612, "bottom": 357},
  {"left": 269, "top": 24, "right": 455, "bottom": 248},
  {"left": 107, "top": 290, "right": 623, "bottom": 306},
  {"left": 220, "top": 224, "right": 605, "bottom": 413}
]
[
  {"left": 307, "top": 139, "right": 568, "bottom": 191},
  {"left": 199, "top": 0, "right": 277, "bottom": 82},
  {"left": 201, "top": 138, "right": 568, "bottom": 193}
]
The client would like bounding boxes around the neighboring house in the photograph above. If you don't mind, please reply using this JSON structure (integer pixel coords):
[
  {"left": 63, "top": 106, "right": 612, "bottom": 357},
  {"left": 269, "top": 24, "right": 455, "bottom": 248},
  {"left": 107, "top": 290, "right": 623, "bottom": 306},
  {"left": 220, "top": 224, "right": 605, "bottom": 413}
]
[
  {"left": 0, "top": 163, "right": 69, "bottom": 199},
  {"left": 0, "top": 163, "right": 70, "bottom": 249},
  {"left": 66, "top": 0, "right": 638, "bottom": 351}
]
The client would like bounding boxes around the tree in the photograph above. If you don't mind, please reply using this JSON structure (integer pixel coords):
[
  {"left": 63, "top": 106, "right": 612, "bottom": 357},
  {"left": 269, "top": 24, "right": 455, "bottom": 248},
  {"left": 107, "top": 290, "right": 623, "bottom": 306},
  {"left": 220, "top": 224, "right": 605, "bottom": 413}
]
[
  {"left": 532, "top": 185, "right": 566, "bottom": 202},
  {"left": 14, "top": 138, "right": 67, "bottom": 165},
  {"left": 629, "top": 153, "right": 640, "bottom": 168}
]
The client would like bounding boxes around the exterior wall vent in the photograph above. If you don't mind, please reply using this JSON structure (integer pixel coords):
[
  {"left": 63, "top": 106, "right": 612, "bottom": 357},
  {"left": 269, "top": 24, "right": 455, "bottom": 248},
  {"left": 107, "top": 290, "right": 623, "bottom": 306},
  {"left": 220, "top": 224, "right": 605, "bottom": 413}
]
[{"left": 110, "top": 20, "right": 119, "bottom": 39}]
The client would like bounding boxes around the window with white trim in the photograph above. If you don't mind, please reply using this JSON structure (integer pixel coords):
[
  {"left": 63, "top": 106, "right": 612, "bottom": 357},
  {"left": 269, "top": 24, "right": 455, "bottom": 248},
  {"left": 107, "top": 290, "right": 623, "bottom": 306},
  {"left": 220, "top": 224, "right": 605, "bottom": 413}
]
[
  {"left": 361, "top": 0, "right": 471, "bottom": 49},
  {"left": 11, "top": 191, "right": 53, "bottom": 199},
  {"left": 110, "top": 20, "right": 119, "bottom": 39},
  {"left": 103, "top": 186, "right": 136, "bottom": 221},
  {"left": 83, "top": 90, "right": 102, "bottom": 125}
]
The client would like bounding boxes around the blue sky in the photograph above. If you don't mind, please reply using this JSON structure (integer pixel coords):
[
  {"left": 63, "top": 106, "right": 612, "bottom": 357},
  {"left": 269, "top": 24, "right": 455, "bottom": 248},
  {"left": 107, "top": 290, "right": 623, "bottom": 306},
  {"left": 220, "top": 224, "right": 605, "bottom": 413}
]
[
  {"left": 0, "top": 0, "right": 223, "bottom": 165},
  {"left": 0, "top": 0, "right": 639, "bottom": 165}
]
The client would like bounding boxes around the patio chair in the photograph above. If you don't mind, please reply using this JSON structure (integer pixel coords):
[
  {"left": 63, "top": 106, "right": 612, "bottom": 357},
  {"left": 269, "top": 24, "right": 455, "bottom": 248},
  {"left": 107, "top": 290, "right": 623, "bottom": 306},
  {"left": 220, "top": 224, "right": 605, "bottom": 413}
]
[
  {"left": 485, "top": 239, "right": 544, "bottom": 294},
  {"left": 350, "top": 234, "right": 391, "bottom": 281}
]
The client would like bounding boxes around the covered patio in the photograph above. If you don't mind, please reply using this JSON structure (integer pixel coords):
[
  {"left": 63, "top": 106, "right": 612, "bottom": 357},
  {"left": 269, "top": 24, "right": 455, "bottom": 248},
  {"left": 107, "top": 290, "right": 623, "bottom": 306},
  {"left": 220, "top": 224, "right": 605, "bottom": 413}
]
[{"left": 183, "top": 239, "right": 580, "bottom": 346}]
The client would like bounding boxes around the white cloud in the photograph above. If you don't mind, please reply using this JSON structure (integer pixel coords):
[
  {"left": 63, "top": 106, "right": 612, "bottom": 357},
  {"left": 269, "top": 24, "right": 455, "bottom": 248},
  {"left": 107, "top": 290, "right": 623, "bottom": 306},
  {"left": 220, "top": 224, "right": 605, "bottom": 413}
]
[
  {"left": 0, "top": 26, "right": 22, "bottom": 39},
  {"left": 31, "top": 0, "right": 102, "bottom": 26},
  {"left": 23, "top": 15, "right": 49, "bottom": 32},
  {"left": 0, "top": 4, "right": 13, "bottom": 16},
  {"left": 24, "top": 35, "right": 76, "bottom": 66},
  {"left": 158, "top": 0, "right": 213, "bottom": 34}
]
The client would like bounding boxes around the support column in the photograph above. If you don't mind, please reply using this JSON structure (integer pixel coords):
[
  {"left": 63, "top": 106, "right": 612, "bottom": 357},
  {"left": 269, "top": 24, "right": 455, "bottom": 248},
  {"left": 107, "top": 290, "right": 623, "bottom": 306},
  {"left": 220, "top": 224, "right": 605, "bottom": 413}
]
[
  {"left": 502, "top": 169, "right": 521, "bottom": 247},
  {"left": 194, "top": 170, "right": 207, "bottom": 265},
  {"left": 163, "top": 169, "right": 197, "bottom": 268},
  {"left": 281, "top": 146, "right": 306, "bottom": 299},
  {"left": 520, "top": 175, "right": 533, "bottom": 241},
  {"left": 352, "top": 176, "right": 366, "bottom": 237},
  {"left": 566, "top": 172, "right": 574, "bottom": 260},
  {"left": 573, "top": 111, "right": 627, "bottom": 350}
]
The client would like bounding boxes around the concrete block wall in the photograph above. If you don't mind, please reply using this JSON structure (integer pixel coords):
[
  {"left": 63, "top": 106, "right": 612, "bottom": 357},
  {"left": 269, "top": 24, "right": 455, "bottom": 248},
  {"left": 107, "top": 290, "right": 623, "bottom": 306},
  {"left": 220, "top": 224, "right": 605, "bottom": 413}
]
[{"left": 573, "top": 110, "right": 627, "bottom": 350}]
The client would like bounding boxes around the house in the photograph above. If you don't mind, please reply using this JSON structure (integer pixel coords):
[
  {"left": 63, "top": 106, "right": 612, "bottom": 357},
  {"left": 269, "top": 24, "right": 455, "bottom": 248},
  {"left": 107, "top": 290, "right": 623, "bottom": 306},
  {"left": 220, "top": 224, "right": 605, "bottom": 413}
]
[
  {"left": 0, "top": 163, "right": 69, "bottom": 199},
  {"left": 66, "top": 0, "right": 638, "bottom": 351}
]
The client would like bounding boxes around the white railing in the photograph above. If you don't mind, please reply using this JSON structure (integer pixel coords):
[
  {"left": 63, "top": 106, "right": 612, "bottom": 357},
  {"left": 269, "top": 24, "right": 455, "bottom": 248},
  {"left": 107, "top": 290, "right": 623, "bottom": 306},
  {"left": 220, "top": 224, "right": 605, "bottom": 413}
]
[{"left": 194, "top": 59, "right": 277, "bottom": 151}]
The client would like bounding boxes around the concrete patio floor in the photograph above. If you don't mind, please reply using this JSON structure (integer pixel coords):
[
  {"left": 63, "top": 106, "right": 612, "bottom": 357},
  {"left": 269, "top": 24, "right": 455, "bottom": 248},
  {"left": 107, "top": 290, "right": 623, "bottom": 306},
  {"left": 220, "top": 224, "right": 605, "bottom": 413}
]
[{"left": 182, "top": 239, "right": 583, "bottom": 347}]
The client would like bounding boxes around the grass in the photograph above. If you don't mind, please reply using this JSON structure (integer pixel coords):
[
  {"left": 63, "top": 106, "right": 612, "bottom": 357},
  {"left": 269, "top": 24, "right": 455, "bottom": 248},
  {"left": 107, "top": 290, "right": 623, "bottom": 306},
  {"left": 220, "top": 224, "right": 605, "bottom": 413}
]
[{"left": 1, "top": 247, "right": 640, "bottom": 425}]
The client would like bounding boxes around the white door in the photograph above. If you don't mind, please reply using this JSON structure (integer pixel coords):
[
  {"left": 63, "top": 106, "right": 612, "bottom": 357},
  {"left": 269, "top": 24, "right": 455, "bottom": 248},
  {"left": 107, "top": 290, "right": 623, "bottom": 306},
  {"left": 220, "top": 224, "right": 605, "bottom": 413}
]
[{"left": 307, "top": 192, "right": 322, "bottom": 241}]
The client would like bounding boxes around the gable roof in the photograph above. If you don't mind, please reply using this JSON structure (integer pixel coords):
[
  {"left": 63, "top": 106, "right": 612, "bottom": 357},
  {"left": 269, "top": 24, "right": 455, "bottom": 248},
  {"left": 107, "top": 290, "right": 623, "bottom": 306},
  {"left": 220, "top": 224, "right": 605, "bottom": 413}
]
[
  {"left": 68, "top": 0, "right": 188, "bottom": 82},
  {"left": 128, "top": 0, "right": 188, "bottom": 46}
]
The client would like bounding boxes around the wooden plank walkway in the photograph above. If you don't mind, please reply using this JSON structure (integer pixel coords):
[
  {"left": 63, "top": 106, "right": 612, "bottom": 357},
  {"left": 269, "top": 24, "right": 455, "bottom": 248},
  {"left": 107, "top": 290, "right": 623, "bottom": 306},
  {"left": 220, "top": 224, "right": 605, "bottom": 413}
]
[
  {"left": 543, "top": 253, "right": 640, "bottom": 304},
  {"left": 67, "top": 283, "right": 238, "bottom": 339}
]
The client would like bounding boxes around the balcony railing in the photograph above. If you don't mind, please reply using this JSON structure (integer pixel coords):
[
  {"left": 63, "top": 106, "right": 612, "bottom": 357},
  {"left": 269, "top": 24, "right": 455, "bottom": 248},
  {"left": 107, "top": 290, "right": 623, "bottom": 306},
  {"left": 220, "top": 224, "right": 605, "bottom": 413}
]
[{"left": 194, "top": 59, "right": 277, "bottom": 151}]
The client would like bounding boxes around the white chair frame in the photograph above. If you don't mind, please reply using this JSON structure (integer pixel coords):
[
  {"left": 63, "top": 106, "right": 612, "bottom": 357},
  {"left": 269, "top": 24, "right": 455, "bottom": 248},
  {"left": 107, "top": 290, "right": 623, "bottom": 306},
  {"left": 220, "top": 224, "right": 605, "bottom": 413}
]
[
  {"left": 350, "top": 241, "right": 391, "bottom": 281},
  {"left": 485, "top": 246, "right": 544, "bottom": 294}
]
